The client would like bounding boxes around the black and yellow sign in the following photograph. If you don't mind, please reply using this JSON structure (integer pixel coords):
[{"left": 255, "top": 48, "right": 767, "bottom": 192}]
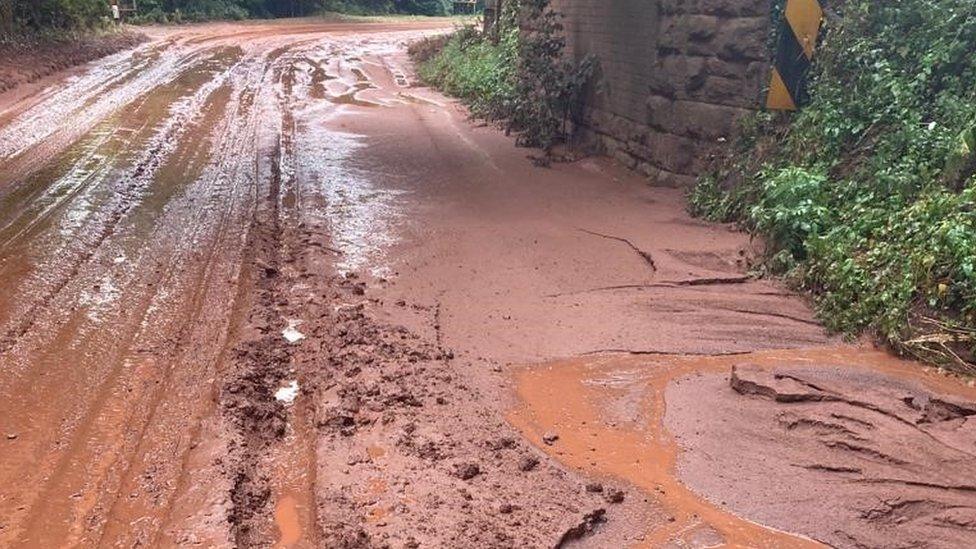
[{"left": 767, "top": 0, "right": 824, "bottom": 111}]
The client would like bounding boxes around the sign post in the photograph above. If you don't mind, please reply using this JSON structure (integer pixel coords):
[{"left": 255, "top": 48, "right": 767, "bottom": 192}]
[{"left": 766, "top": 0, "right": 824, "bottom": 111}]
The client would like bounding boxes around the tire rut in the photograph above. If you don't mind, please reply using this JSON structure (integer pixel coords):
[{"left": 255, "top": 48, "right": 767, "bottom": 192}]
[{"left": 0, "top": 50, "right": 243, "bottom": 355}]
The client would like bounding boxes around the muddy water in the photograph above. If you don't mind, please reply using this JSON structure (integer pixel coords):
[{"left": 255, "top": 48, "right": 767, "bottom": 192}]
[
  {"left": 509, "top": 346, "right": 976, "bottom": 548},
  {"left": 0, "top": 19, "right": 454, "bottom": 547}
]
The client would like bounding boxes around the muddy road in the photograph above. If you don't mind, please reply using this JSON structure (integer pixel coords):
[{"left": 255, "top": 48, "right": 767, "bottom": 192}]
[{"left": 1, "top": 17, "right": 975, "bottom": 549}]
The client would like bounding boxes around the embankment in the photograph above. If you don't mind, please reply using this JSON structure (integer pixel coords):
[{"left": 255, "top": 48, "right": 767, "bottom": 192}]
[{"left": 0, "top": 29, "right": 147, "bottom": 95}]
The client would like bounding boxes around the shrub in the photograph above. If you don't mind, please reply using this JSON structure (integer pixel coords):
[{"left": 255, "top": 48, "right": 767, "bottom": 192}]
[
  {"left": 1, "top": 0, "right": 110, "bottom": 34},
  {"left": 415, "top": 23, "right": 517, "bottom": 119},
  {"left": 396, "top": 0, "right": 451, "bottom": 16},
  {"left": 690, "top": 0, "right": 976, "bottom": 370},
  {"left": 319, "top": 0, "right": 394, "bottom": 15},
  {"left": 414, "top": 0, "right": 594, "bottom": 151}
]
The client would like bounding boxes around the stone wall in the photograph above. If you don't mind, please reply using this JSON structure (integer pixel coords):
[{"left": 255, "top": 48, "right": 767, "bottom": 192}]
[{"left": 552, "top": 0, "right": 770, "bottom": 186}]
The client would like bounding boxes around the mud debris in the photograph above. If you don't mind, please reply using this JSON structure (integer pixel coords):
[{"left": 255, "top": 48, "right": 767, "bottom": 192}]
[
  {"left": 604, "top": 488, "right": 625, "bottom": 504},
  {"left": 670, "top": 360, "right": 976, "bottom": 548},
  {"left": 554, "top": 508, "right": 607, "bottom": 548},
  {"left": 307, "top": 278, "right": 620, "bottom": 547},
  {"left": 453, "top": 462, "right": 482, "bottom": 480},
  {"left": 518, "top": 455, "right": 540, "bottom": 472}
]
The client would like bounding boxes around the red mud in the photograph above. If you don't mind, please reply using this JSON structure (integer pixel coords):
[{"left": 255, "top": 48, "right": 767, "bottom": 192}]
[
  {"left": 1, "top": 15, "right": 974, "bottom": 549},
  {"left": 0, "top": 30, "right": 146, "bottom": 95},
  {"left": 667, "top": 349, "right": 976, "bottom": 548},
  {"left": 510, "top": 348, "right": 976, "bottom": 547}
]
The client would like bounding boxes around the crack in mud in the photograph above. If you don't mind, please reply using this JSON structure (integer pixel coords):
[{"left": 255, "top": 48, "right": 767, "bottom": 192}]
[
  {"left": 545, "top": 276, "right": 753, "bottom": 299},
  {"left": 669, "top": 357, "right": 976, "bottom": 548},
  {"left": 582, "top": 348, "right": 753, "bottom": 357},
  {"left": 577, "top": 227, "right": 657, "bottom": 272}
]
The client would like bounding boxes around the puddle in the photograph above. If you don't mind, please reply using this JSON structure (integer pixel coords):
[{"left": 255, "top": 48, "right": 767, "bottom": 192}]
[
  {"left": 273, "top": 495, "right": 303, "bottom": 548},
  {"left": 508, "top": 346, "right": 976, "bottom": 548}
]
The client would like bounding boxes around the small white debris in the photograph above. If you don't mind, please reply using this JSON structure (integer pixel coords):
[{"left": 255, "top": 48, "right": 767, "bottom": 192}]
[
  {"left": 275, "top": 380, "right": 300, "bottom": 404},
  {"left": 282, "top": 319, "right": 305, "bottom": 344}
]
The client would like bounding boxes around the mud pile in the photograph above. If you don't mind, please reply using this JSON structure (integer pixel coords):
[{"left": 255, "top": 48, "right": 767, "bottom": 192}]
[
  {"left": 667, "top": 364, "right": 976, "bottom": 547},
  {"left": 303, "top": 275, "right": 643, "bottom": 547}
]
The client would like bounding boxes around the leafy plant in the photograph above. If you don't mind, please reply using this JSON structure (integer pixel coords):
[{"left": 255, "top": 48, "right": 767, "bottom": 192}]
[
  {"left": 1, "top": 0, "right": 110, "bottom": 35},
  {"left": 690, "top": 0, "right": 976, "bottom": 371},
  {"left": 395, "top": 0, "right": 450, "bottom": 16},
  {"left": 413, "top": 0, "right": 594, "bottom": 152},
  {"left": 413, "top": 21, "right": 517, "bottom": 119}
]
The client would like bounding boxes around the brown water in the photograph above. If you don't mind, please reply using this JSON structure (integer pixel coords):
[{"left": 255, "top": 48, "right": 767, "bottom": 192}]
[
  {"left": 508, "top": 346, "right": 976, "bottom": 548},
  {"left": 274, "top": 495, "right": 303, "bottom": 548}
]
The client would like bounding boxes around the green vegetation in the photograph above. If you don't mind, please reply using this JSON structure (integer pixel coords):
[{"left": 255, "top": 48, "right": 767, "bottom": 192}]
[
  {"left": 0, "top": 0, "right": 110, "bottom": 35},
  {"left": 0, "top": 0, "right": 465, "bottom": 30},
  {"left": 412, "top": 0, "right": 593, "bottom": 152},
  {"left": 130, "top": 0, "right": 460, "bottom": 23},
  {"left": 413, "top": 23, "right": 517, "bottom": 120},
  {"left": 690, "top": 0, "right": 976, "bottom": 370}
]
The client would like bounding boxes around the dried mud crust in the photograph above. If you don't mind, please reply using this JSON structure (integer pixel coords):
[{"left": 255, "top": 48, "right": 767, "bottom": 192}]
[
  {"left": 666, "top": 365, "right": 976, "bottom": 548},
  {"left": 0, "top": 30, "right": 146, "bottom": 94}
]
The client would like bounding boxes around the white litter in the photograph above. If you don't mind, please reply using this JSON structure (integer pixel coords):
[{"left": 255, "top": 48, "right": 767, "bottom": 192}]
[
  {"left": 275, "top": 380, "right": 300, "bottom": 404},
  {"left": 282, "top": 319, "right": 305, "bottom": 344}
]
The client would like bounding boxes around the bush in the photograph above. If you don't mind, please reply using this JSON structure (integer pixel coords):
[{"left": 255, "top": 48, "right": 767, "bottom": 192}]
[
  {"left": 396, "top": 0, "right": 450, "bottom": 16},
  {"left": 1, "top": 0, "right": 110, "bottom": 34},
  {"left": 415, "top": 24, "right": 517, "bottom": 119},
  {"left": 320, "top": 0, "right": 393, "bottom": 15},
  {"left": 690, "top": 0, "right": 976, "bottom": 370},
  {"left": 126, "top": 0, "right": 452, "bottom": 24},
  {"left": 414, "top": 0, "right": 594, "bottom": 151}
]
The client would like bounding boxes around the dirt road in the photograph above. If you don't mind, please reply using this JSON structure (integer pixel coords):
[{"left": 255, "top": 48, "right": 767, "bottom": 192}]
[{"left": 1, "top": 17, "right": 975, "bottom": 548}]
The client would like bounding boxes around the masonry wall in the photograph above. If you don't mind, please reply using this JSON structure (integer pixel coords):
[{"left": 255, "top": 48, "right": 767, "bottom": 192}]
[{"left": 552, "top": 0, "right": 770, "bottom": 186}]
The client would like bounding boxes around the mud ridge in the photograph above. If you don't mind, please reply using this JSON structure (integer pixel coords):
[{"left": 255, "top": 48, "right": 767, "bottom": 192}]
[
  {"left": 220, "top": 137, "right": 295, "bottom": 545},
  {"left": 668, "top": 363, "right": 976, "bottom": 548},
  {"left": 0, "top": 31, "right": 147, "bottom": 94}
]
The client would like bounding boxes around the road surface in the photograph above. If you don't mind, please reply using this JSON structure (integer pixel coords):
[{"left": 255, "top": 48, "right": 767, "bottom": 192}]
[{"left": 1, "top": 17, "right": 975, "bottom": 549}]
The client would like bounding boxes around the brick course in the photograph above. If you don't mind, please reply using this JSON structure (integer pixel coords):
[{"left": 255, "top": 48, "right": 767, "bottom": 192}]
[{"left": 552, "top": 0, "right": 770, "bottom": 186}]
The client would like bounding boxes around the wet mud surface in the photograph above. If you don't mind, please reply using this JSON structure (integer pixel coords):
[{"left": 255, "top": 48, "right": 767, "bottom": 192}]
[
  {"left": 511, "top": 348, "right": 976, "bottom": 548},
  {"left": 669, "top": 350, "right": 976, "bottom": 548},
  {"left": 1, "top": 16, "right": 975, "bottom": 549}
]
